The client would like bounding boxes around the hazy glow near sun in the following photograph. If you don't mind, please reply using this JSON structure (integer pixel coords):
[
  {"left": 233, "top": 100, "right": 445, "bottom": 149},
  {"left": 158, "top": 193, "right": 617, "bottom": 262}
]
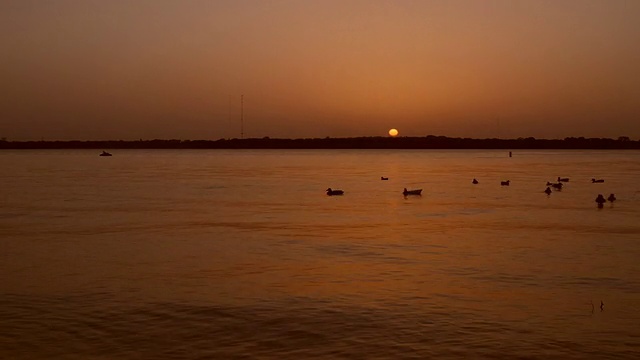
[{"left": 388, "top": 129, "right": 399, "bottom": 137}]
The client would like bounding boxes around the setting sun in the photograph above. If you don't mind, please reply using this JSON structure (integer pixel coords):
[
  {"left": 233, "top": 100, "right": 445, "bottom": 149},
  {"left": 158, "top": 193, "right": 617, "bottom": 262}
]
[{"left": 388, "top": 129, "right": 399, "bottom": 137}]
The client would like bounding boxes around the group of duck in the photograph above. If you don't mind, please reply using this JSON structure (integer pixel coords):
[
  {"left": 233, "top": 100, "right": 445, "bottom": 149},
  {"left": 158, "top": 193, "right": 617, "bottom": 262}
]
[
  {"left": 482, "top": 176, "right": 616, "bottom": 208},
  {"left": 326, "top": 185, "right": 422, "bottom": 197},
  {"left": 327, "top": 175, "right": 617, "bottom": 207},
  {"left": 542, "top": 177, "right": 615, "bottom": 208},
  {"left": 326, "top": 175, "right": 423, "bottom": 197}
]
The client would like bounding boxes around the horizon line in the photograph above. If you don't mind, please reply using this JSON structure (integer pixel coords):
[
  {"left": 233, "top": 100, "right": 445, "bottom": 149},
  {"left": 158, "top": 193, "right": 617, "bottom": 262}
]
[{"left": 1, "top": 135, "right": 638, "bottom": 142}]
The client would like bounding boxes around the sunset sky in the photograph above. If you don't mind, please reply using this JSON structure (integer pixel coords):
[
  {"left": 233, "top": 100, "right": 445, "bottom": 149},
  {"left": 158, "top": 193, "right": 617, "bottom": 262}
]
[{"left": 2, "top": 0, "right": 639, "bottom": 140}]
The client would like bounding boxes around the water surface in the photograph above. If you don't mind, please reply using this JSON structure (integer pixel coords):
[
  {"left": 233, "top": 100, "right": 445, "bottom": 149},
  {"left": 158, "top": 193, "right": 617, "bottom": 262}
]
[{"left": 1, "top": 149, "right": 639, "bottom": 359}]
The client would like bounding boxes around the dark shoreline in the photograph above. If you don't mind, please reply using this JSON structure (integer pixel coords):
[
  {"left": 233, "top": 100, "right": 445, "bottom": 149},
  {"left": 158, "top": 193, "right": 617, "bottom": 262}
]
[{"left": 1, "top": 136, "right": 639, "bottom": 150}]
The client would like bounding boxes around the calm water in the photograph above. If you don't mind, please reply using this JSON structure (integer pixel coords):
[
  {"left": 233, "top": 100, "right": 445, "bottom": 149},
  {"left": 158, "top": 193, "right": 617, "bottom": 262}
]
[{"left": 1, "top": 149, "right": 640, "bottom": 359}]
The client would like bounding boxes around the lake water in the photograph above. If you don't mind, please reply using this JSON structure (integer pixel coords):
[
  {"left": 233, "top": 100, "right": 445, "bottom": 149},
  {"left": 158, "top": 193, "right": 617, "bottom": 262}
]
[{"left": 1, "top": 149, "right": 640, "bottom": 359}]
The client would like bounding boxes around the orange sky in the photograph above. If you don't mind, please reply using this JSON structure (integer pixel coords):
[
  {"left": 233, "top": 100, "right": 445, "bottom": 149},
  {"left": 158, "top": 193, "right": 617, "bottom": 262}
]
[{"left": 2, "top": 0, "right": 639, "bottom": 140}]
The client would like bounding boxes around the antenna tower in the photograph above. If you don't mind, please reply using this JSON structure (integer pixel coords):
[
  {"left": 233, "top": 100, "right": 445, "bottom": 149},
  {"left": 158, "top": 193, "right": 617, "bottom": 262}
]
[{"left": 240, "top": 94, "right": 244, "bottom": 139}]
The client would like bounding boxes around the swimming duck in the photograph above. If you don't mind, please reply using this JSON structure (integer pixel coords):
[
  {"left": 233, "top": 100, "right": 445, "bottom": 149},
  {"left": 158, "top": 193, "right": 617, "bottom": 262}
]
[
  {"left": 544, "top": 187, "right": 552, "bottom": 195},
  {"left": 381, "top": 177, "right": 389, "bottom": 180},
  {"left": 595, "top": 194, "right": 606, "bottom": 207},
  {"left": 551, "top": 183, "right": 563, "bottom": 190},
  {"left": 557, "top": 177, "right": 570, "bottom": 182},
  {"left": 326, "top": 188, "right": 344, "bottom": 196},
  {"left": 99, "top": 151, "right": 112, "bottom": 157},
  {"left": 500, "top": 180, "right": 510, "bottom": 186},
  {"left": 607, "top": 193, "right": 616, "bottom": 202},
  {"left": 472, "top": 178, "right": 478, "bottom": 184},
  {"left": 591, "top": 178, "right": 605, "bottom": 183},
  {"left": 403, "top": 188, "right": 422, "bottom": 196}
]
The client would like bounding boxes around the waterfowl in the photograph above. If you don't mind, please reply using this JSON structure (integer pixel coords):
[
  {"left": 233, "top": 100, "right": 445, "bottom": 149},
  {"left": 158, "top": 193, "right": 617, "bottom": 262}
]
[
  {"left": 472, "top": 178, "right": 478, "bottom": 184},
  {"left": 591, "top": 178, "right": 605, "bottom": 183},
  {"left": 557, "top": 177, "right": 570, "bottom": 182},
  {"left": 381, "top": 177, "right": 389, "bottom": 180},
  {"left": 99, "top": 151, "right": 112, "bottom": 157},
  {"left": 544, "top": 187, "right": 552, "bottom": 195},
  {"left": 546, "top": 181, "right": 554, "bottom": 186},
  {"left": 403, "top": 188, "right": 422, "bottom": 196},
  {"left": 607, "top": 193, "right": 616, "bottom": 202},
  {"left": 595, "top": 194, "right": 606, "bottom": 206},
  {"left": 551, "top": 183, "right": 563, "bottom": 190},
  {"left": 326, "top": 188, "right": 344, "bottom": 196},
  {"left": 500, "top": 180, "right": 510, "bottom": 186}
]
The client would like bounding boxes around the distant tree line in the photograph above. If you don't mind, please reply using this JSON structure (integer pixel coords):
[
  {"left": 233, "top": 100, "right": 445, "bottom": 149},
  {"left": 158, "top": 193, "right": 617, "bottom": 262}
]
[{"left": 1, "top": 136, "right": 639, "bottom": 149}]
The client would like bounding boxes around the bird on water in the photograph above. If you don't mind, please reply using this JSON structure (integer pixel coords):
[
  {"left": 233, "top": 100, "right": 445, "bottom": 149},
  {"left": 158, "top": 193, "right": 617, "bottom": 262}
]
[{"left": 403, "top": 188, "right": 422, "bottom": 196}]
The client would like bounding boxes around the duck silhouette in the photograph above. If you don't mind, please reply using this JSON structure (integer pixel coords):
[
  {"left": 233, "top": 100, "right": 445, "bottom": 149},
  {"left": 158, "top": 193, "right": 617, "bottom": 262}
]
[
  {"left": 595, "top": 194, "right": 606, "bottom": 208},
  {"left": 403, "top": 188, "right": 422, "bottom": 196},
  {"left": 326, "top": 188, "right": 344, "bottom": 196},
  {"left": 380, "top": 177, "right": 389, "bottom": 180},
  {"left": 500, "top": 180, "right": 510, "bottom": 186},
  {"left": 557, "top": 177, "right": 570, "bottom": 182},
  {"left": 544, "top": 187, "right": 552, "bottom": 195},
  {"left": 607, "top": 193, "right": 616, "bottom": 202},
  {"left": 591, "top": 178, "right": 605, "bottom": 183},
  {"left": 472, "top": 178, "right": 478, "bottom": 184}
]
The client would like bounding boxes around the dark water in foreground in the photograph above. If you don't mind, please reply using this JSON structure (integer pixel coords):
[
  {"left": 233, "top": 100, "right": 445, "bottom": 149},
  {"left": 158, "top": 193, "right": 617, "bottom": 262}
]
[{"left": 1, "top": 150, "right": 640, "bottom": 359}]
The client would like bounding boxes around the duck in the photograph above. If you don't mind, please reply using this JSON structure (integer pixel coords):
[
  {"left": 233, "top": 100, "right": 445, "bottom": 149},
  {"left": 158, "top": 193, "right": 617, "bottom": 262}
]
[
  {"left": 551, "top": 183, "right": 563, "bottom": 190},
  {"left": 544, "top": 187, "right": 552, "bottom": 195},
  {"left": 546, "top": 181, "right": 554, "bottom": 186},
  {"left": 472, "top": 178, "right": 478, "bottom": 184},
  {"left": 326, "top": 188, "right": 344, "bottom": 196},
  {"left": 557, "top": 177, "right": 570, "bottom": 182},
  {"left": 99, "top": 151, "right": 112, "bottom": 157},
  {"left": 500, "top": 180, "right": 510, "bottom": 186},
  {"left": 607, "top": 193, "right": 616, "bottom": 202},
  {"left": 595, "top": 194, "right": 606, "bottom": 206},
  {"left": 403, "top": 188, "right": 422, "bottom": 196},
  {"left": 380, "top": 177, "right": 389, "bottom": 180},
  {"left": 591, "top": 178, "right": 605, "bottom": 183}
]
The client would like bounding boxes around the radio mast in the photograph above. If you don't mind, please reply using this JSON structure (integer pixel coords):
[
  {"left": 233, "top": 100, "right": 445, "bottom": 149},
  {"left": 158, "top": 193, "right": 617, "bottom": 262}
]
[{"left": 240, "top": 94, "right": 244, "bottom": 139}]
